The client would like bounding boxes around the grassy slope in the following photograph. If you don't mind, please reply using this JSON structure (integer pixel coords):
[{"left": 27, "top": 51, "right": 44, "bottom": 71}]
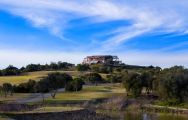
[
  {"left": 0, "top": 70, "right": 110, "bottom": 85},
  {"left": 0, "top": 84, "right": 125, "bottom": 104},
  {"left": 46, "top": 84, "right": 125, "bottom": 103},
  {"left": 0, "top": 71, "right": 82, "bottom": 85},
  {"left": 0, "top": 71, "right": 124, "bottom": 104}
]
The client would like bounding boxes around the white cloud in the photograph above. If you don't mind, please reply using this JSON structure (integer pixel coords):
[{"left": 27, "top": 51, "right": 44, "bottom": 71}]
[
  {"left": 101, "top": 25, "right": 151, "bottom": 50},
  {"left": 0, "top": 0, "right": 188, "bottom": 51}
]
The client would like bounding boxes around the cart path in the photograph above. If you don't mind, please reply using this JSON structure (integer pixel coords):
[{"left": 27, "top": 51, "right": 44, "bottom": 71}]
[
  {"left": 15, "top": 83, "right": 114, "bottom": 104},
  {"left": 15, "top": 88, "right": 65, "bottom": 104}
]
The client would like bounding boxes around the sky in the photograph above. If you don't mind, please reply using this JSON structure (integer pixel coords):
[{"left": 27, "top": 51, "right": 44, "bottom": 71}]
[{"left": 0, "top": 0, "right": 188, "bottom": 68}]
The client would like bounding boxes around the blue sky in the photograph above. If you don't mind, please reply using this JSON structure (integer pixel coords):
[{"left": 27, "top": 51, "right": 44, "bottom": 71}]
[{"left": 0, "top": 0, "right": 188, "bottom": 68}]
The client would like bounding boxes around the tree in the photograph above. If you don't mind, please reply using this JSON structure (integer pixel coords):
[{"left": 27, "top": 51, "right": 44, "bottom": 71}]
[
  {"left": 0, "top": 86, "right": 3, "bottom": 97},
  {"left": 57, "top": 61, "right": 74, "bottom": 70},
  {"left": 35, "top": 79, "right": 49, "bottom": 103},
  {"left": 50, "top": 62, "right": 58, "bottom": 70},
  {"left": 13, "top": 72, "right": 73, "bottom": 99},
  {"left": 20, "top": 67, "right": 26, "bottom": 72},
  {"left": 106, "top": 74, "right": 123, "bottom": 83},
  {"left": 156, "top": 66, "right": 188, "bottom": 104},
  {"left": 140, "top": 72, "right": 154, "bottom": 94},
  {"left": 0, "top": 70, "right": 2, "bottom": 76},
  {"left": 100, "top": 66, "right": 113, "bottom": 74},
  {"left": 73, "top": 78, "right": 84, "bottom": 92},
  {"left": 122, "top": 72, "right": 142, "bottom": 97},
  {"left": 25, "top": 64, "right": 41, "bottom": 72},
  {"left": 76, "top": 64, "right": 90, "bottom": 71},
  {"left": 85, "top": 73, "right": 103, "bottom": 86},
  {"left": 2, "top": 83, "right": 13, "bottom": 97},
  {"left": 14, "top": 80, "right": 37, "bottom": 93},
  {"left": 2, "top": 65, "right": 20, "bottom": 76},
  {"left": 65, "top": 78, "right": 84, "bottom": 92},
  {"left": 44, "top": 72, "right": 73, "bottom": 99},
  {"left": 90, "top": 64, "right": 113, "bottom": 73},
  {"left": 26, "top": 80, "right": 37, "bottom": 93}
]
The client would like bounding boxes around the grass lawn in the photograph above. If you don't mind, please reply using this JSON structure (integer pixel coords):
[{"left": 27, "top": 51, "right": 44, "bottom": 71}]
[{"left": 46, "top": 84, "right": 125, "bottom": 103}]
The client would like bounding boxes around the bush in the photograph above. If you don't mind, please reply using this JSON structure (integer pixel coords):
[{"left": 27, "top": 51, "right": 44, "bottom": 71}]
[
  {"left": 90, "top": 64, "right": 113, "bottom": 73},
  {"left": 1, "top": 65, "right": 20, "bottom": 76},
  {"left": 65, "top": 78, "right": 84, "bottom": 92},
  {"left": 84, "top": 73, "right": 103, "bottom": 85},
  {"left": 106, "top": 74, "right": 123, "bottom": 83},
  {"left": 14, "top": 73, "right": 73, "bottom": 95},
  {"left": 76, "top": 64, "right": 90, "bottom": 71},
  {"left": 14, "top": 80, "right": 37, "bottom": 93},
  {"left": 2, "top": 83, "right": 13, "bottom": 97},
  {"left": 122, "top": 72, "right": 142, "bottom": 97}
]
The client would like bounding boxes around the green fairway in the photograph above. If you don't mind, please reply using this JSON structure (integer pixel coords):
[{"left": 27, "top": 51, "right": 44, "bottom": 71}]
[{"left": 46, "top": 84, "right": 125, "bottom": 103}]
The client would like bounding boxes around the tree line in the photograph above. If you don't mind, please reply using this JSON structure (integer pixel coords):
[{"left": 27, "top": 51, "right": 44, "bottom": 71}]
[
  {"left": 0, "top": 62, "right": 158, "bottom": 76},
  {"left": 75, "top": 64, "right": 188, "bottom": 105},
  {"left": 0, "top": 62, "right": 74, "bottom": 76},
  {"left": 2, "top": 62, "right": 187, "bottom": 105},
  {"left": 76, "top": 64, "right": 159, "bottom": 74},
  {"left": 3, "top": 73, "right": 83, "bottom": 98},
  {"left": 122, "top": 66, "right": 188, "bottom": 105},
  {"left": 0, "top": 72, "right": 104, "bottom": 100}
]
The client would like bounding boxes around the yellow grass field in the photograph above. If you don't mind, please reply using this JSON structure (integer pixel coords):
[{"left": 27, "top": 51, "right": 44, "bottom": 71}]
[
  {"left": 0, "top": 71, "right": 82, "bottom": 85},
  {"left": 0, "top": 76, "right": 39, "bottom": 85},
  {"left": 0, "top": 71, "right": 108, "bottom": 85}
]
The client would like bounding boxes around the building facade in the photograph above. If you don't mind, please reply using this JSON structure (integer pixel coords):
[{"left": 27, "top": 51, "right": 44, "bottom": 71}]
[{"left": 83, "top": 55, "right": 122, "bottom": 66}]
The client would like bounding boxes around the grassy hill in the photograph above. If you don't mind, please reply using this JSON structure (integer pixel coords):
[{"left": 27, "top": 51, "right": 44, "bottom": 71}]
[
  {"left": 0, "top": 71, "right": 109, "bottom": 85},
  {"left": 46, "top": 83, "right": 125, "bottom": 103},
  {"left": 0, "top": 71, "right": 74, "bottom": 85}
]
